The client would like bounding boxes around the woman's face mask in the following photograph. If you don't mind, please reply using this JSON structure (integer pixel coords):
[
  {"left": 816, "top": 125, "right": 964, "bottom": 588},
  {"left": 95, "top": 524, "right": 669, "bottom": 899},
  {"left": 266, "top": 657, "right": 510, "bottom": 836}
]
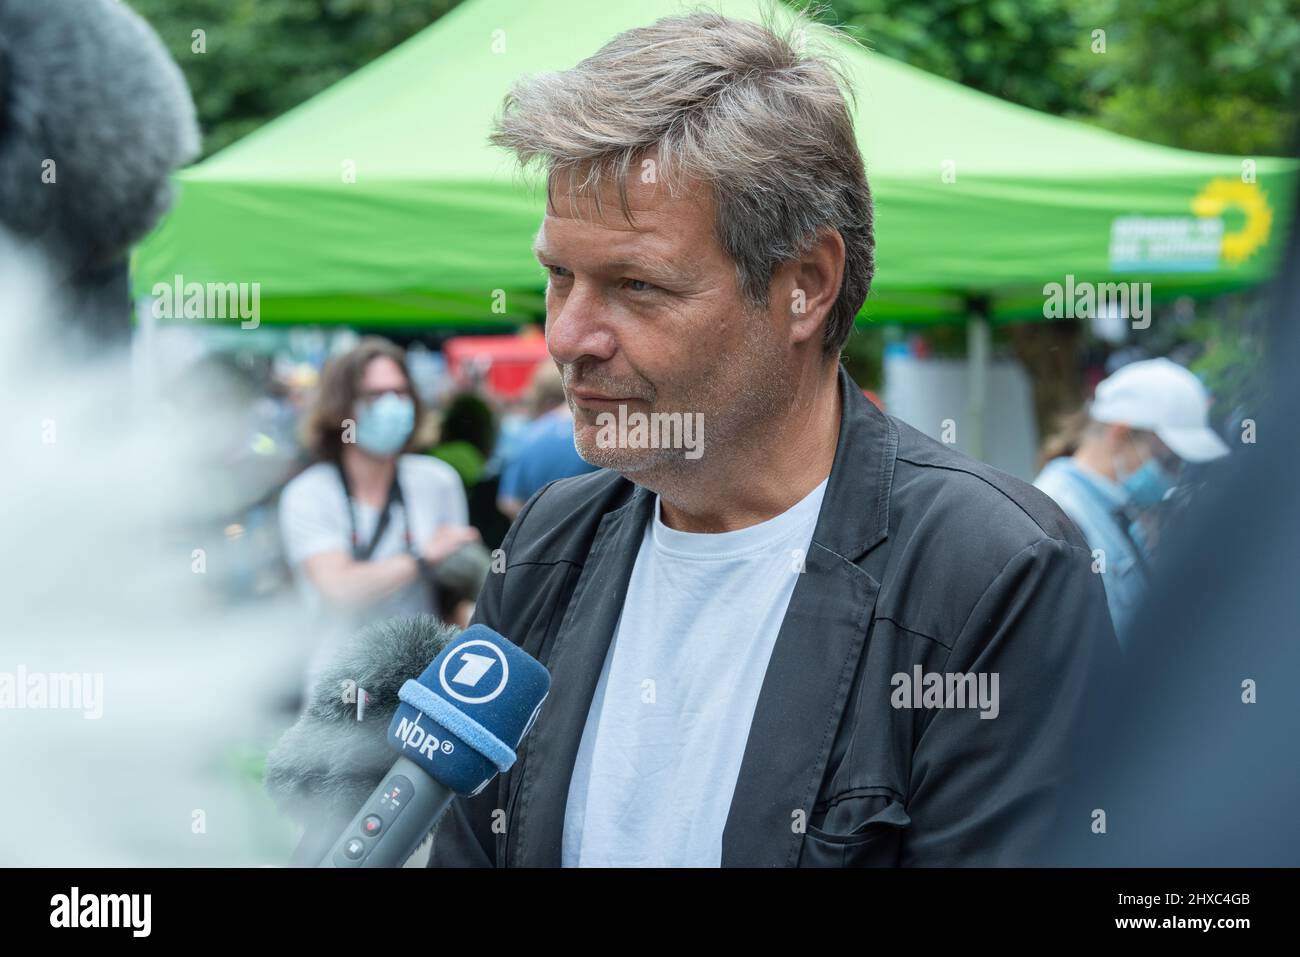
[
  {"left": 355, "top": 391, "right": 415, "bottom": 457},
  {"left": 1115, "top": 434, "right": 1180, "bottom": 509}
]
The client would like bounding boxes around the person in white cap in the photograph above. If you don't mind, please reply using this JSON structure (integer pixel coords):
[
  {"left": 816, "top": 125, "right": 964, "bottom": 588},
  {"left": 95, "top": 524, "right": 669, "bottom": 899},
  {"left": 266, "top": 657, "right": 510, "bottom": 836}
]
[{"left": 1034, "top": 357, "right": 1230, "bottom": 646}]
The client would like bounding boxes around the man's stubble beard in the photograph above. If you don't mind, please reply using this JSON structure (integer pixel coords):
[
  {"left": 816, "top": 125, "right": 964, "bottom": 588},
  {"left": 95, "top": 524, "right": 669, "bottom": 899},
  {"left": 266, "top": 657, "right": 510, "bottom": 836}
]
[{"left": 569, "top": 316, "right": 797, "bottom": 496}]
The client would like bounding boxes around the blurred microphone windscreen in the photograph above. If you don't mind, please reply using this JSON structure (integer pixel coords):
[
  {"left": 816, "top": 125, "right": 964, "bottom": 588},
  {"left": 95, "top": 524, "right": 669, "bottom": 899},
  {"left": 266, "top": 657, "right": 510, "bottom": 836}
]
[
  {"left": 263, "top": 616, "right": 460, "bottom": 831},
  {"left": 0, "top": 0, "right": 200, "bottom": 271}
]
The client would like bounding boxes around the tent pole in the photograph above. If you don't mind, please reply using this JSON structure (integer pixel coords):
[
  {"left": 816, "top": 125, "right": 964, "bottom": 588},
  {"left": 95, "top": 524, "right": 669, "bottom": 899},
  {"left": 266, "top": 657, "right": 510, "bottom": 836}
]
[{"left": 965, "top": 296, "right": 991, "bottom": 462}]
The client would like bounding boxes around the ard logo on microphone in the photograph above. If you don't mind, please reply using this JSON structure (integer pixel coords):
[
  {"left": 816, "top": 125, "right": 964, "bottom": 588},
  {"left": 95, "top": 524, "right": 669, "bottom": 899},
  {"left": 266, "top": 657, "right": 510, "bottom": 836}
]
[{"left": 438, "top": 639, "right": 509, "bottom": 704}]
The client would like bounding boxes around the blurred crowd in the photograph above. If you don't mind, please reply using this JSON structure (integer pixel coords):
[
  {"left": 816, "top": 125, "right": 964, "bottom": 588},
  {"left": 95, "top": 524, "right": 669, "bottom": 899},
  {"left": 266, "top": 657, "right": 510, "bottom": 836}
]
[{"left": 171, "top": 328, "right": 1235, "bottom": 699}]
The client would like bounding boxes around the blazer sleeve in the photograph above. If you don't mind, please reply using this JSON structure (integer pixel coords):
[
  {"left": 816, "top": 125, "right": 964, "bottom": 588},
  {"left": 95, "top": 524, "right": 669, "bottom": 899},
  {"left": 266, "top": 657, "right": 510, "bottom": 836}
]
[
  {"left": 426, "top": 483, "right": 553, "bottom": 867},
  {"left": 900, "top": 536, "right": 1119, "bottom": 865}
]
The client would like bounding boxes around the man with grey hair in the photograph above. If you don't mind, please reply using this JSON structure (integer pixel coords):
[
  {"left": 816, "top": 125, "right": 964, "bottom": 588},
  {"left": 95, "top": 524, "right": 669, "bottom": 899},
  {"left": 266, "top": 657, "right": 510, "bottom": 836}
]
[{"left": 430, "top": 10, "right": 1115, "bottom": 867}]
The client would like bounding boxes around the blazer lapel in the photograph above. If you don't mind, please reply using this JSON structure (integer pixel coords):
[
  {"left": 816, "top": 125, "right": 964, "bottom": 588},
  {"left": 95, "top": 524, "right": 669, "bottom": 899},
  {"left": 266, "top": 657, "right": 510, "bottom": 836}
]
[
  {"left": 721, "top": 365, "right": 897, "bottom": 866},
  {"left": 505, "top": 485, "right": 654, "bottom": 867}
]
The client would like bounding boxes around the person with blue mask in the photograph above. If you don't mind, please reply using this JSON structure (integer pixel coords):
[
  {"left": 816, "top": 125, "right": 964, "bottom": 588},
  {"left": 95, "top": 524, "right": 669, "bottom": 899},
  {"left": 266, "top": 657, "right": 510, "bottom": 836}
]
[
  {"left": 279, "top": 338, "right": 481, "bottom": 679},
  {"left": 1034, "top": 358, "right": 1230, "bottom": 647}
]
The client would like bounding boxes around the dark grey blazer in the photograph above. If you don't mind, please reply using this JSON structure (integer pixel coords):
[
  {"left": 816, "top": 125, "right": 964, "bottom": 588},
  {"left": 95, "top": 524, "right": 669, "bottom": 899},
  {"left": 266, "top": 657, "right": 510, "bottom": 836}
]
[{"left": 429, "top": 364, "right": 1117, "bottom": 866}]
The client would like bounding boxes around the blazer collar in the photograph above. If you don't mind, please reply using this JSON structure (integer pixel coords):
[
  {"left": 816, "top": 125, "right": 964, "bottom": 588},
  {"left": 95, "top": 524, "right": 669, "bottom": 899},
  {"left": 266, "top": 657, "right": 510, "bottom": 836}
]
[{"left": 815, "top": 363, "right": 897, "bottom": 562}]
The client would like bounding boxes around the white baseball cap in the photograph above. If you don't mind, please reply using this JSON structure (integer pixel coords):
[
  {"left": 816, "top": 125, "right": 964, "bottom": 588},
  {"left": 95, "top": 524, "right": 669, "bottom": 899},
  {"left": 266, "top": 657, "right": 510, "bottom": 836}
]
[{"left": 1089, "top": 358, "right": 1230, "bottom": 463}]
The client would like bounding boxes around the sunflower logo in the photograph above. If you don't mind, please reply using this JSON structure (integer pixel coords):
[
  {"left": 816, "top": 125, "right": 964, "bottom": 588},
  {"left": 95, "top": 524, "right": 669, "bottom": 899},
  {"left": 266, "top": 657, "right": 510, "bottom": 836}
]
[{"left": 1191, "top": 178, "right": 1273, "bottom": 265}]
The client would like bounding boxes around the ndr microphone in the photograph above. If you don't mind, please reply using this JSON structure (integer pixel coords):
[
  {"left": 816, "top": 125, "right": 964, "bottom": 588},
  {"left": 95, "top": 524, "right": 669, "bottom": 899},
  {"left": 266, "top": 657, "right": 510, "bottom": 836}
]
[{"left": 321, "top": 625, "right": 550, "bottom": 867}]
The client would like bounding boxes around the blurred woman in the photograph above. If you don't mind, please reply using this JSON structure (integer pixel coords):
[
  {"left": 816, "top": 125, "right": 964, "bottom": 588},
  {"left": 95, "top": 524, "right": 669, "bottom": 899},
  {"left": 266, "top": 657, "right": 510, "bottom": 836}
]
[{"left": 279, "top": 338, "right": 480, "bottom": 655}]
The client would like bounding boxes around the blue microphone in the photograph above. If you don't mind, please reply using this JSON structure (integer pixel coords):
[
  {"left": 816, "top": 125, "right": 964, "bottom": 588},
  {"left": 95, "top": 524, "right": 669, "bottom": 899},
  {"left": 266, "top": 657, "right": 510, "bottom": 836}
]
[{"left": 320, "top": 625, "right": 550, "bottom": 867}]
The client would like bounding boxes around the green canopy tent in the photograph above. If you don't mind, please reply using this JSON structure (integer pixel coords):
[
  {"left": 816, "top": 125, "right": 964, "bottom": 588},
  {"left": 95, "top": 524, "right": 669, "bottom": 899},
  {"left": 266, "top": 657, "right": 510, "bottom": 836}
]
[
  {"left": 132, "top": 0, "right": 1296, "bottom": 449},
  {"left": 133, "top": 0, "right": 1296, "bottom": 321}
]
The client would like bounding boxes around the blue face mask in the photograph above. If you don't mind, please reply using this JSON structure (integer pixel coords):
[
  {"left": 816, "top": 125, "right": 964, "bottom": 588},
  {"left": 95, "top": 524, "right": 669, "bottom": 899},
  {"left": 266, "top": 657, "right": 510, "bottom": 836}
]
[
  {"left": 355, "top": 392, "right": 415, "bottom": 457},
  {"left": 1118, "top": 457, "right": 1177, "bottom": 509}
]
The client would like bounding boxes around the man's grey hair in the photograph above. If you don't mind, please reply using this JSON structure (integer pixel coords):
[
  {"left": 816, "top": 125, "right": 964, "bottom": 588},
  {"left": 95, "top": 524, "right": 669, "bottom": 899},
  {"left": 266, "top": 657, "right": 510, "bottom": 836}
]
[{"left": 490, "top": 8, "right": 874, "bottom": 356}]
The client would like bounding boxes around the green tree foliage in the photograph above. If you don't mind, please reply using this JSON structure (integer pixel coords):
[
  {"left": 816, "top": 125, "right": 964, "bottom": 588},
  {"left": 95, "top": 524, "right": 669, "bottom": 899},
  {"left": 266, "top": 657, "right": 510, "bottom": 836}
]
[
  {"left": 139, "top": 0, "right": 1299, "bottom": 164},
  {"left": 822, "top": 0, "right": 1089, "bottom": 116},
  {"left": 1062, "top": 0, "right": 1300, "bottom": 156},
  {"left": 130, "top": 0, "right": 463, "bottom": 157},
  {"left": 822, "top": 0, "right": 1299, "bottom": 154}
]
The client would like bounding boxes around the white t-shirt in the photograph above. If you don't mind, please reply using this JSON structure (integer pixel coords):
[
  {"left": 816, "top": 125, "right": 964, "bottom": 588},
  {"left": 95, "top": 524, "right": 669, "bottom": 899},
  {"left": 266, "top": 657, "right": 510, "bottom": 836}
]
[
  {"left": 561, "top": 477, "right": 829, "bottom": 867},
  {"left": 279, "top": 454, "right": 468, "bottom": 625}
]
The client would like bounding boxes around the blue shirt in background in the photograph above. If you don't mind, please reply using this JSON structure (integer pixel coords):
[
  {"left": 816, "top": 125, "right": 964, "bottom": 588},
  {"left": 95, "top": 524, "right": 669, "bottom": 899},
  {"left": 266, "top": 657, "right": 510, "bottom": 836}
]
[
  {"left": 499, "top": 408, "right": 598, "bottom": 503},
  {"left": 1033, "top": 456, "right": 1149, "bottom": 649}
]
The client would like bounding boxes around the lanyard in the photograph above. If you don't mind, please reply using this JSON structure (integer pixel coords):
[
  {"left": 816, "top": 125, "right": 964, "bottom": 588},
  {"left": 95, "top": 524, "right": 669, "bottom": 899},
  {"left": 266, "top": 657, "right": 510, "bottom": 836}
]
[
  {"left": 1109, "top": 506, "right": 1151, "bottom": 577},
  {"left": 334, "top": 460, "right": 414, "bottom": 562}
]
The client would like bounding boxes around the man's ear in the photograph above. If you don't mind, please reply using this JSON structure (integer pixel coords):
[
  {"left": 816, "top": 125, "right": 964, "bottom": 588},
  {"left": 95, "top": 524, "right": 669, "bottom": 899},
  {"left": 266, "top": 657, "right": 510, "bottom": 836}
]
[{"left": 776, "top": 227, "right": 846, "bottom": 349}]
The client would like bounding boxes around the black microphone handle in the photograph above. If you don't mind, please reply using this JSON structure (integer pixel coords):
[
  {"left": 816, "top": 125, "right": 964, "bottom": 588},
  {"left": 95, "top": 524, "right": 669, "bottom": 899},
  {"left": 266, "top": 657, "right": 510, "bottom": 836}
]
[
  {"left": 291, "top": 812, "right": 354, "bottom": 867},
  {"left": 319, "top": 755, "right": 456, "bottom": 868}
]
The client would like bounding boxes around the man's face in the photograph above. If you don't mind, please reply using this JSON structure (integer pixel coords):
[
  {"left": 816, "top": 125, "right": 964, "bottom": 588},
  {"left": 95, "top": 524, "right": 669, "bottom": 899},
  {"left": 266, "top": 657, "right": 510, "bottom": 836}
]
[{"left": 534, "top": 168, "right": 793, "bottom": 478}]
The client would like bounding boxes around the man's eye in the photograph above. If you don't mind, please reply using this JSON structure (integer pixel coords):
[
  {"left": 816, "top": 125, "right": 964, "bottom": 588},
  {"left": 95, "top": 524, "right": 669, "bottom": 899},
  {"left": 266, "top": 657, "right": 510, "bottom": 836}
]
[
  {"left": 546, "top": 265, "right": 572, "bottom": 279},
  {"left": 623, "top": 278, "right": 656, "bottom": 293}
]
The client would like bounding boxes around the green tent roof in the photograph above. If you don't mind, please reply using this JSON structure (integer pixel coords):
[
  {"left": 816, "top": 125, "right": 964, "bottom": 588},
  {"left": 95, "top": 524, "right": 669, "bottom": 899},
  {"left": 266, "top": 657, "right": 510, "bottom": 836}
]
[{"left": 132, "top": 0, "right": 1298, "bottom": 327}]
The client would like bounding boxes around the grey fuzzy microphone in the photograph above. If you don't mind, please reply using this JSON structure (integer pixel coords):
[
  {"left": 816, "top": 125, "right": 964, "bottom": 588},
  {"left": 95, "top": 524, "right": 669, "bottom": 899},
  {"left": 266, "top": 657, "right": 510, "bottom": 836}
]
[
  {"left": 0, "top": 0, "right": 199, "bottom": 266},
  {"left": 0, "top": 0, "right": 199, "bottom": 341},
  {"left": 264, "top": 616, "right": 461, "bottom": 865}
]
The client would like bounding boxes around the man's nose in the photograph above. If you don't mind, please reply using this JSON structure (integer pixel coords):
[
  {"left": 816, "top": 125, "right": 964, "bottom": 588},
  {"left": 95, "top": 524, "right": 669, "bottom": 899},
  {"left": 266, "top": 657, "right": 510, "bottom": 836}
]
[{"left": 546, "top": 283, "right": 617, "bottom": 367}]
